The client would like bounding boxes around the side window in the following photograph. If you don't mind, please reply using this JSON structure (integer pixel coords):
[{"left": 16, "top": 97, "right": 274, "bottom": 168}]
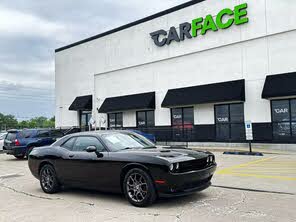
[
  {"left": 61, "top": 137, "right": 77, "bottom": 150},
  {"left": 36, "top": 130, "right": 50, "bottom": 138},
  {"left": 72, "top": 137, "right": 105, "bottom": 152},
  {"left": 20, "top": 130, "right": 34, "bottom": 138},
  {"left": 50, "top": 130, "right": 64, "bottom": 138}
]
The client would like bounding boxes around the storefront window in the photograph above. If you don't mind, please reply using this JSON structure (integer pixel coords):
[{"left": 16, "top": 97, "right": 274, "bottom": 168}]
[
  {"left": 108, "top": 113, "right": 123, "bottom": 129},
  {"left": 183, "top": 107, "right": 194, "bottom": 128},
  {"left": 171, "top": 108, "right": 183, "bottom": 126},
  {"left": 215, "top": 103, "right": 245, "bottom": 141},
  {"left": 171, "top": 107, "right": 194, "bottom": 128},
  {"left": 291, "top": 100, "right": 296, "bottom": 121},
  {"left": 137, "top": 111, "right": 155, "bottom": 127},
  {"left": 272, "top": 100, "right": 290, "bottom": 122},
  {"left": 271, "top": 99, "right": 296, "bottom": 139}
]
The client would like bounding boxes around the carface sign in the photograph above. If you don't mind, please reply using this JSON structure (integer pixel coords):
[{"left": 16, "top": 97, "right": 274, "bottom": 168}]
[{"left": 150, "top": 3, "right": 249, "bottom": 47}]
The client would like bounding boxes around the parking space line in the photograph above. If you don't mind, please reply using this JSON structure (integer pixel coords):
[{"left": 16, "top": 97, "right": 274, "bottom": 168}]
[
  {"left": 220, "top": 172, "right": 296, "bottom": 181},
  {"left": 216, "top": 156, "right": 296, "bottom": 181},
  {"left": 217, "top": 156, "right": 278, "bottom": 174}
]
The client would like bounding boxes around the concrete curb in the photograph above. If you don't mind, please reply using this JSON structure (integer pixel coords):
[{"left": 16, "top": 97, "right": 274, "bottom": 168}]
[{"left": 190, "top": 147, "right": 295, "bottom": 155}]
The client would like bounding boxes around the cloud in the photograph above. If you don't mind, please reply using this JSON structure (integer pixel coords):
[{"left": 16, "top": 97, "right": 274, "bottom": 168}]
[
  {"left": 0, "top": 5, "right": 70, "bottom": 43},
  {"left": 0, "top": 0, "right": 188, "bottom": 118}
]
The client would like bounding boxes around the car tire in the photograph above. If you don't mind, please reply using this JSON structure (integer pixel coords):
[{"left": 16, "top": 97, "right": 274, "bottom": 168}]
[
  {"left": 40, "top": 164, "right": 60, "bottom": 194},
  {"left": 14, "top": 155, "right": 25, "bottom": 159},
  {"left": 123, "top": 168, "right": 157, "bottom": 207}
]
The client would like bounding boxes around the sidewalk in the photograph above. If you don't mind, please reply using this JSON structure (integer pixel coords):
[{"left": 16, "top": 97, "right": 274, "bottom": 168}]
[{"left": 190, "top": 146, "right": 296, "bottom": 155}]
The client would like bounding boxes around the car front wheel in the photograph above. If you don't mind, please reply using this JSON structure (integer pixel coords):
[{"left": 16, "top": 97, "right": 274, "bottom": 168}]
[
  {"left": 40, "top": 164, "right": 60, "bottom": 194},
  {"left": 123, "top": 168, "right": 157, "bottom": 207}
]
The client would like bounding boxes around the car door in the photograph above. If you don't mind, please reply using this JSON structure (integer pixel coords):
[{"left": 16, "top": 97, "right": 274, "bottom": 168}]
[{"left": 59, "top": 136, "right": 110, "bottom": 189}]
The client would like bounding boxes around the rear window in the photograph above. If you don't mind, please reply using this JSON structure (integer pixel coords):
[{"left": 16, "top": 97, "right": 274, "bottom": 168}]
[{"left": 6, "top": 133, "right": 17, "bottom": 141}]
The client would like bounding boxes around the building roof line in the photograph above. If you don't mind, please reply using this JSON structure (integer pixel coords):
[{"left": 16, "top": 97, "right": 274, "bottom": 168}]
[{"left": 55, "top": 0, "right": 205, "bottom": 53}]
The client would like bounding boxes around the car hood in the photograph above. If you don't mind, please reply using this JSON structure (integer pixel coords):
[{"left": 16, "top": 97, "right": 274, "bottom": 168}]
[{"left": 118, "top": 147, "right": 210, "bottom": 163}]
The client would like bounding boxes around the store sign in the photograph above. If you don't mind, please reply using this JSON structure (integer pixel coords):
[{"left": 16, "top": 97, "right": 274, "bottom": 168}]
[
  {"left": 274, "top": 108, "right": 289, "bottom": 114},
  {"left": 173, "top": 114, "right": 182, "bottom": 119},
  {"left": 150, "top": 3, "right": 249, "bottom": 47},
  {"left": 217, "top": 117, "right": 229, "bottom": 123}
]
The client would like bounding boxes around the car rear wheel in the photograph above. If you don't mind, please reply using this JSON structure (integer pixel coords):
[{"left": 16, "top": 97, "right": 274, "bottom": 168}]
[
  {"left": 40, "top": 164, "right": 60, "bottom": 194},
  {"left": 14, "top": 155, "right": 25, "bottom": 159},
  {"left": 123, "top": 168, "right": 157, "bottom": 207}
]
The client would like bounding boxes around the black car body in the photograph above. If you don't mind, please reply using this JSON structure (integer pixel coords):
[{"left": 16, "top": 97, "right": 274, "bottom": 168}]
[{"left": 28, "top": 131, "right": 216, "bottom": 207}]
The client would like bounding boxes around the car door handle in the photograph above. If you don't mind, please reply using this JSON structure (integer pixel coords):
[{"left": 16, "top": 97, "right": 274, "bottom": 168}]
[{"left": 69, "top": 154, "right": 74, "bottom": 158}]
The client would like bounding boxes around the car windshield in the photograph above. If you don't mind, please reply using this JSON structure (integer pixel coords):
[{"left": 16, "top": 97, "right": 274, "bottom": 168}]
[{"left": 101, "top": 132, "right": 155, "bottom": 151}]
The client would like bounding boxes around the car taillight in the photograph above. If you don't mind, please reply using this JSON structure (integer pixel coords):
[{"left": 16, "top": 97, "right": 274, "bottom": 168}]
[{"left": 14, "top": 139, "right": 20, "bottom": 146}]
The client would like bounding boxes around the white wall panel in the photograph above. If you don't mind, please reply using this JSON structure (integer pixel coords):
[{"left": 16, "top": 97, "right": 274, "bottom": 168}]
[
  {"left": 268, "top": 31, "right": 296, "bottom": 74},
  {"left": 194, "top": 104, "right": 215, "bottom": 125},
  {"left": 266, "top": 0, "right": 296, "bottom": 34},
  {"left": 244, "top": 79, "right": 271, "bottom": 122},
  {"left": 56, "top": 0, "right": 295, "bottom": 128}
]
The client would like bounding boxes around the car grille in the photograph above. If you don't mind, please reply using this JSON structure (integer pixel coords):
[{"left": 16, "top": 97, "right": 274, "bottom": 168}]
[{"left": 178, "top": 157, "right": 209, "bottom": 173}]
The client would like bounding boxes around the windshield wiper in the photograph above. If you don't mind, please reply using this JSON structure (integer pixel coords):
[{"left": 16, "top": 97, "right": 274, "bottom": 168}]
[
  {"left": 143, "top": 146, "right": 157, "bottom": 149},
  {"left": 120, "top": 147, "right": 134, "bottom": 150}
]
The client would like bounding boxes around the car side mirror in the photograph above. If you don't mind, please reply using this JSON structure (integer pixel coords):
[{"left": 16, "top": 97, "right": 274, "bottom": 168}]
[{"left": 86, "top": 146, "right": 97, "bottom": 153}]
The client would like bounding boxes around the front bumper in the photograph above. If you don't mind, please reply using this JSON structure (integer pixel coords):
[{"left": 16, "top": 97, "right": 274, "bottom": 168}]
[
  {"left": 156, "top": 164, "right": 217, "bottom": 198},
  {"left": 4, "top": 146, "right": 27, "bottom": 156}
]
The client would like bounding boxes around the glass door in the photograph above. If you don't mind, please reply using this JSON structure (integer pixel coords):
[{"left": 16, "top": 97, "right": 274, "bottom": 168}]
[{"left": 80, "top": 111, "right": 92, "bottom": 131}]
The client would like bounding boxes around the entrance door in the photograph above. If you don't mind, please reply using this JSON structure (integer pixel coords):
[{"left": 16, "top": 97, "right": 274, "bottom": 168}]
[
  {"left": 80, "top": 111, "right": 92, "bottom": 131},
  {"left": 171, "top": 107, "right": 194, "bottom": 141}
]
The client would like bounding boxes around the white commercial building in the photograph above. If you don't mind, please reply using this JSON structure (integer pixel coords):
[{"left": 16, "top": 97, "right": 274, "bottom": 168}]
[{"left": 55, "top": 0, "right": 296, "bottom": 145}]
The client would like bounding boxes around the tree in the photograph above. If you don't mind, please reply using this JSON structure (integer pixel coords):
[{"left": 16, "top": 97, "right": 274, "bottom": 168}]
[
  {"left": 0, "top": 113, "right": 18, "bottom": 130},
  {"left": 0, "top": 113, "right": 55, "bottom": 130}
]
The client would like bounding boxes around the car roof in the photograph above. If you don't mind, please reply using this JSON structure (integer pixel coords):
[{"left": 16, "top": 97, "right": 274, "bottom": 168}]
[
  {"left": 7, "top": 128, "right": 60, "bottom": 132},
  {"left": 68, "top": 130, "right": 136, "bottom": 137}
]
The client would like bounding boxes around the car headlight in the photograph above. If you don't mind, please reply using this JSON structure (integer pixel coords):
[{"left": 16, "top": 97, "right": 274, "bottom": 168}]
[
  {"left": 169, "top": 164, "right": 174, "bottom": 171},
  {"left": 169, "top": 163, "right": 180, "bottom": 172},
  {"left": 207, "top": 155, "right": 215, "bottom": 164}
]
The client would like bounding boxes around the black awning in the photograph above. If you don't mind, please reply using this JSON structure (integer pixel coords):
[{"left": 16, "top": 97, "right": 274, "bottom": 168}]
[
  {"left": 98, "top": 92, "right": 155, "bottom": 113},
  {"left": 69, "top": 95, "right": 92, "bottom": 111},
  {"left": 162, "top": 79, "right": 245, "bottom": 107},
  {"left": 262, "top": 72, "right": 296, "bottom": 99}
]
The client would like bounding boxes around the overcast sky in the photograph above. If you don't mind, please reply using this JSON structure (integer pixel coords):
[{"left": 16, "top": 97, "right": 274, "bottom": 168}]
[{"left": 0, "top": 0, "right": 188, "bottom": 120}]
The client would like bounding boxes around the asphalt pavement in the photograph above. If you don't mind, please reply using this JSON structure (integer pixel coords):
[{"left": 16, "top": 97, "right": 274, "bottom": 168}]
[{"left": 0, "top": 152, "right": 295, "bottom": 222}]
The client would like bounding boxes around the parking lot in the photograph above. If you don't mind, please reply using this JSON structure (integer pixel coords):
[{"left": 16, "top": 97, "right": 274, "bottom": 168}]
[{"left": 0, "top": 151, "right": 295, "bottom": 222}]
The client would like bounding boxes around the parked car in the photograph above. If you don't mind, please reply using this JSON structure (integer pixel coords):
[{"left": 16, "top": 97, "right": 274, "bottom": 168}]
[
  {"left": 28, "top": 130, "right": 216, "bottom": 207},
  {"left": 0, "top": 132, "right": 7, "bottom": 151},
  {"left": 128, "top": 130, "right": 156, "bottom": 143},
  {"left": 3, "top": 129, "right": 64, "bottom": 159}
]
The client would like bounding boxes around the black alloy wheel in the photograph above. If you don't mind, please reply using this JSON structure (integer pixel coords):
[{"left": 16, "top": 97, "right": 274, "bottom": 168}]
[
  {"left": 40, "top": 164, "right": 60, "bottom": 194},
  {"left": 123, "top": 168, "right": 157, "bottom": 207}
]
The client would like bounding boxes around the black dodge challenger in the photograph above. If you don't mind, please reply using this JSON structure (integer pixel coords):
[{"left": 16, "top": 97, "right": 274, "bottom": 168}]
[{"left": 28, "top": 131, "right": 216, "bottom": 207}]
